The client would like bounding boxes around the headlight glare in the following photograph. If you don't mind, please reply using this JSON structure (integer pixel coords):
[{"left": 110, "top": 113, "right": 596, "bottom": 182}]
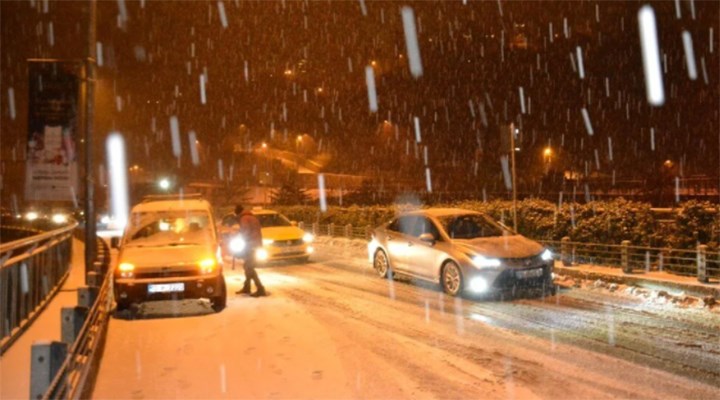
[
  {"left": 255, "top": 248, "right": 269, "bottom": 262},
  {"left": 262, "top": 238, "right": 274, "bottom": 246},
  {"left": 472, "top": 255, "right": 501, "bottom": 268},
  {"left": 229, "top": 236, "right": 246, "bottom": 254},
  {"left": 118, "top": 262, "right": 135, "bottom": 278},
  {"left": 52, "top": 213, "right": 68, "bottom": 224},
  {"left": 302, "top": 233, "right": 314, "bottom": 243},
  {"left": 199, "top": 258, "right": 216, "bottom": 274},
  {"left": 541, "top": 249, "right": 553, "bottom": 261}
]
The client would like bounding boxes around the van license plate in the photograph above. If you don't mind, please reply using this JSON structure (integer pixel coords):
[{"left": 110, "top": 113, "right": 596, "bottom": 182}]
[{"left": 148, "top": 283, "right": 185, "bottom": 293}]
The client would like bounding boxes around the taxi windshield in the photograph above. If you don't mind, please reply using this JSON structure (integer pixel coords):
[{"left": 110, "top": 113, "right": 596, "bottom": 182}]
[{"left": 256, "top": 213, "right": 292, "bottom": 228}]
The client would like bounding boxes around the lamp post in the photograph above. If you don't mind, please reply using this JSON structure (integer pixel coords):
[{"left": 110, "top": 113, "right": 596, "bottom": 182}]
[{"left": 84, "top": 0, "right": 97, "bottom": 284}]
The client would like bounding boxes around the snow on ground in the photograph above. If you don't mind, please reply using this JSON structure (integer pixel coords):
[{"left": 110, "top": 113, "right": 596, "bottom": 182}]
[{"left": 91, "top": 239, "right": 719, "bottom": 399}]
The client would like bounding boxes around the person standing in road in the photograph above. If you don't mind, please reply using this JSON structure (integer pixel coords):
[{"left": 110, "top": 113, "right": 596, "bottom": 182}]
[{"left": 234, "top": 205, "right": 267, "bottom": 297}]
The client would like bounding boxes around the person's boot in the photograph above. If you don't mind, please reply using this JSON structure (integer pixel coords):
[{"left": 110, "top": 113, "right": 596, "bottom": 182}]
[
  {"left": 250, "top": 287, "right": 267, "bottom": 297},
  {"left": 235, "top": 283, "right": 251, "bottom": 295}
]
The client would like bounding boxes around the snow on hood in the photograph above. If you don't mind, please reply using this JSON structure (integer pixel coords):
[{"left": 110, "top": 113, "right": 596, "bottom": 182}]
[
  {"left": 453, "top": 235, "right": 544, "bottom": 259},
  {"left": 120, "top": 243, "right": 215, "bottom": 268}
]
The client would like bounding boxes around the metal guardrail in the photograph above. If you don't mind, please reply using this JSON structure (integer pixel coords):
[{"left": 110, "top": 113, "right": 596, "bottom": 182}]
[
  {"left": 0, "top": 220, "right": 79, "bottom": 354},
  {"left": 300, "top": 222, "right": 719, "bottom": 281},
  {"left": 541, "top": 239, "right": 720, "bottom": 280},
  {"left": 43, "top": 237, "right": 112, "bottom": 400}
]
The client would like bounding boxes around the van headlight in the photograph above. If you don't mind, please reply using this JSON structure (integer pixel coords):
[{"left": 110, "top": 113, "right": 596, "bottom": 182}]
[
  {"left": 118, "top": 262, "right": 135, "bottom": 278},
  {"left": 198, "top": 258, "right": 216, "bottom": 274},
  {"left": 472, "top": 255, "right": 501, "bottom": 268},
  {"left": 303, "top": 233, "right": 314, "bottom": 243},
  {"left": 541, "top": 249, "right": 553, "bottom": 261}
]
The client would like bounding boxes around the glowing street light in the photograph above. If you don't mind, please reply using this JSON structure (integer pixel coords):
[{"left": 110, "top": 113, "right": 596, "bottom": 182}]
[{"left": 158, "top": 178, "right": 170, "bottom": 190}]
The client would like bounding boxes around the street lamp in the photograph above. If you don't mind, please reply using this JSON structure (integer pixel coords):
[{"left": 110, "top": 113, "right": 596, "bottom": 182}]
[{"left": 159, "top": 178, "right": 170, "bottom": 191}]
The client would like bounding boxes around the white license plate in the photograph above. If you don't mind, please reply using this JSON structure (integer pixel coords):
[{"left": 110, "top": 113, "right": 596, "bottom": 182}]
[
  {"left": 281, "top": 246, "right": 299, "bottom": 254},
  {"left": 148, "top": 283, "right": 185, "bottom": 294},
  {"left": 516, "top": 268, "right": 543, "bottom": 279}
]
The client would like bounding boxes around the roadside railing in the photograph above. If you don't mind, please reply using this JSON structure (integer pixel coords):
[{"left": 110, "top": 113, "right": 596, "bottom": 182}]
[
  {"left": 35, "top": 236, "right": 112, "bottom": 400},
  {"left": 299, "top": 222, "right": 719, "bottom": 282},
  {"left": 0, "top": 220, "right": 78, "bottom": 354}
]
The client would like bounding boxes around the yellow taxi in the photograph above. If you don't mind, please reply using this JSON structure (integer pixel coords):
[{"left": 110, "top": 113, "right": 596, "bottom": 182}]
[{"left": 220, "top": 208, "right": 314, "bottom": 263}]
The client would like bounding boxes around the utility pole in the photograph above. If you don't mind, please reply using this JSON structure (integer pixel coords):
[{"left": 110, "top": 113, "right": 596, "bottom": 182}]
[
  {"left": 84, "top": 0, "right": 97, "bottom": 283},
  {"left": 509, "top": 123, "right": 518, "bottom": 232}
]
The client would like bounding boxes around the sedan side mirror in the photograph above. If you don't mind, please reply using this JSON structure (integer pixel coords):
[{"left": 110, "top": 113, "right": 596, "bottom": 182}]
[{"left": 418, "top": 233, "right": 436, "bottom": 245}]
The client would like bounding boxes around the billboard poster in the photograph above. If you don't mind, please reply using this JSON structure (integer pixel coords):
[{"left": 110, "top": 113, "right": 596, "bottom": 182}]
[{"left": 24, "top": 60, "right": 81, "bottom": 202}]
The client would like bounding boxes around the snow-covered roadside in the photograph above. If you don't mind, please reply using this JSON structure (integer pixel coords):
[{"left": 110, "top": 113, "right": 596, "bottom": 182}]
[{"left": 315, "top": 236, "right": 719, "bottom": 314}]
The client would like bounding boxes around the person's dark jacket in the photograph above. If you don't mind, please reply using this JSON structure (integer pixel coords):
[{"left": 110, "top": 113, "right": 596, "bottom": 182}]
[{"left": 238, "top": 210, "right": 262, "bottom": 249}]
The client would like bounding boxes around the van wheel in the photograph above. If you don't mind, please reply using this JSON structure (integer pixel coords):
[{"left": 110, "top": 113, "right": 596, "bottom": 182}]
[
  {"left": 212, "top": 279, "right": 227, "bottom": 312},
  {"left": 116, "top": 300, "right": 131, "bottom": 312}
]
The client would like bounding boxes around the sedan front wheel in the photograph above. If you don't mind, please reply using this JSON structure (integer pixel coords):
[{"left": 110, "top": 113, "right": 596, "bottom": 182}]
[
  {"left": 441, "top": 261, "right": 463, "bottom": 296},
  {"left": 374, "top": 250, "right": 391, "bottom": 278}
]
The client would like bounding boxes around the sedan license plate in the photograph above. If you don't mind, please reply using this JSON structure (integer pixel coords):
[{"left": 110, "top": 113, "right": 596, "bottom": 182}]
[
  {"left": 516, "top": 268, "right": 543, "bottom": 279},
  {"left": 148, "top": 283, "right": 185, "bottom": 294}
]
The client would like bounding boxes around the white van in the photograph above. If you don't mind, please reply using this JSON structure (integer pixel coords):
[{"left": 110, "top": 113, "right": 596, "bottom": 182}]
[{"left": 113, "top": 194, "right": 227, "bottom": 312}]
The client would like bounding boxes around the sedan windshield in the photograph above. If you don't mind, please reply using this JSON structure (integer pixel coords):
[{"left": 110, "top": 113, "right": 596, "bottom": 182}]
[
  {"left": 438, "top": 214, "right": 510, "bottom": 239},
  {"left": 125, "top": 210, "right": 214, "bottom": 247},
  {"left": 256, "top": 213, "right": 292, "bottom": 228}
]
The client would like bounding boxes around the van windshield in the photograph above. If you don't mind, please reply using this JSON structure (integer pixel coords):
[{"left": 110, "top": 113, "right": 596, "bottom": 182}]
[{"left": 124, "top": 210, "right": 214, "bottom": 247}]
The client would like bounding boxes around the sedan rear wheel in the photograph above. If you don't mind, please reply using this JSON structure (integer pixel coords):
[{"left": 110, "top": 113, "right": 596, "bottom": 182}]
[
  {"left": 441, "top": 261, "right": 463, "bottom": 296},
  {"left": 374, "top": 250, "right": 390, "bottom": 278}
]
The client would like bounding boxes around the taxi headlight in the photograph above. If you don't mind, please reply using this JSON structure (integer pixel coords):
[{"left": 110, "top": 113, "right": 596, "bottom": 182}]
[
  {"left": 118, "top": 262, "right": 135, "bottom": 278},
  {"left": 262, "top": 238, "right": 275, "bottom": 246},
  {"left": 255, "top": 248, "right": 269, "bottom": 262},
  {"left": 25, "top": 211, "right": 39, "bottom": 221},
  {"left": 199, "top": 258, "right": 216, "bottom": 274},
  {"left": 229, "top": 236, "right": 246, "bottom": 254},
  {"left": 472, "top": 255, "right": 501, "bottom": 268},
  {"left": 302, "top": 233, "right": 314, "bottom": 243},
  {"left": 541, "top": 249, "right": 553, "bottom": 261}
]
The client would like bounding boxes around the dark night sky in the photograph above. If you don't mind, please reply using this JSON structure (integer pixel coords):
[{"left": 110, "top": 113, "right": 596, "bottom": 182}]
[{"left": 1, "top": 0, "right": 718, "bottom": 196}]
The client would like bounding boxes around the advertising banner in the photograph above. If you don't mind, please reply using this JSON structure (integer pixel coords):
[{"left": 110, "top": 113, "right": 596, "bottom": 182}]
[{"left": 25, "top": 60, "right": 81, "bottom": 202}]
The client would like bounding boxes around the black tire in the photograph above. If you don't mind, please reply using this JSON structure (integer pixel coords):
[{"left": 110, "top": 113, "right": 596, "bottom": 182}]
[
  {"left": 116, "top": 299, "right": 131, "bottom": 312},
  {"left": 212, "top": 278, "right": 227, "bottom": 312},
  {"left": 441, "top": 261, "right": 463, "bottom": 296},
  {"left": 373, "top": 250, "right": 391, "bottom": 278}
]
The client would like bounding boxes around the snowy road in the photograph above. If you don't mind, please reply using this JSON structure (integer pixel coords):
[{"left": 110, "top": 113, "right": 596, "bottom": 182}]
[{"left": 92, "top": 242, "right": 719, "bottom": 399}]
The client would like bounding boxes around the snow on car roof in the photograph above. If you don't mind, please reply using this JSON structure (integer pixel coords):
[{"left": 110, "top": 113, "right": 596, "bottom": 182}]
[
  {"left": 252, "top": 209, "right": 279, "bottom": 215},
  {"left": 131, "top": 199, "right": 211, "bottom": 213},
  {"left": 405, "top": 208, "right": 482, "bottom": 217}
]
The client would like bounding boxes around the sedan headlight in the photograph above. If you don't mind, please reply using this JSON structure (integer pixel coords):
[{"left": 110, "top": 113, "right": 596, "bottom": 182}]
[
  {"left": 472, "top": 255, "right": 501, "bottom": 268},
  {"left": 229, "top": 236, "right": 246, "bottom": 254},
  {"left": 303, "top": 232, "right": 314, "bottom": 243},
  {"left": 541, "top": 249, "right": 553, "bottom": 261}
]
